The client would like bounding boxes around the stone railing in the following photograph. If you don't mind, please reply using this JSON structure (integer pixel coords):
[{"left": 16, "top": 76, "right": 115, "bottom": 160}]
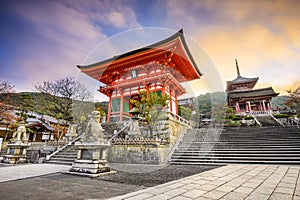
[
  {"left": 111, "top": 137, "right": 169, "bottom": 145},
  {"left": 167, "top": 112, "right": 192, "bottom": 128},
  {"left": 109, "top": 120, "right": 132, "bottom": 141},
  {"left": 167, "top": 127, "right": 187, "bottom": 161},
  {"left": 250, "top": 111, "right": 272, "bottom": 116}
]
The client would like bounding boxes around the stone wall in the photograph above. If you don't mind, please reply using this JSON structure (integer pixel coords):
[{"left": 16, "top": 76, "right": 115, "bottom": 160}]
[{"left": 108, "top": 119, "right": 188, "bottom": 165}]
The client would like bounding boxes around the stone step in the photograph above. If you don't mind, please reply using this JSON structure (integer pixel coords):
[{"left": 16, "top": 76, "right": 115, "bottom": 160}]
[
  {"left": 179, "top": 141, "right": 300, "bottom": 144},
  {"left": 45, "top": 145, "right": 78, "bottom": 165},
  {"left": 178, "top": 145, "right": 300, "bottom": 149},
  {"left": 173, "top": 150, "right": 300, "bottom": 153},
  {"left": 170, "top": 127, "right": 300, "bottom": 165},
  {"left": 46, "top": 160, "right": 73, "bottom": 165},
  {"left": 170, "top": 157, "right": 300, "bottom": 162},
  {"left": 53, "top": 151, "right": 77, "bottom": 155},
  {"left": 170, "top": 160, "right": 300, "bottom": 165},
  {"left": 175, "top": 147, "right": 300, "bottom": 151},
  {"left": 50, "top": 157, "right": 76, "bottom": 162},
  {"left": 50, "top": 154, "right": 77, "bottom": 159},
  {"left": 172, "top": 154, "right": 300, "bottom": 158}
]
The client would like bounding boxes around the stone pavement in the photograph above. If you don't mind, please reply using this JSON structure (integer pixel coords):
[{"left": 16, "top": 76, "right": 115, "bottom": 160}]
[
  {"left": 110, "top": 164, "right": 300, "bottom": 200},
  {"left": 0, "top": 163, "right": 69, "bottom": 183}
]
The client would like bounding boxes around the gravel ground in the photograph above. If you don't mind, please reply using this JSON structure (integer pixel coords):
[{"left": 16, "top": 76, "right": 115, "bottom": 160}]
[
  {"left": 0, "top": 164, "right": 220, "bottom": 200},
  {"left": 101, "top": 164, "right": 220, "bottom": 187}
]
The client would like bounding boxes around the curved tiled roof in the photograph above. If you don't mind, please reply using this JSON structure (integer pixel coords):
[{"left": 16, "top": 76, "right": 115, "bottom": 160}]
[{"left": 77, "top": 29, "right": 202, "bottom": 85}]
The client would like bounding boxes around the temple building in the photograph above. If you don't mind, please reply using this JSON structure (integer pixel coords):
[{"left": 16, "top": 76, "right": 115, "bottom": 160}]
[
  {"left": 78, "top": 29, "right": 202, "bottom": 122},
  {"left": 227, "top": 59, "right": 279, "bottom": 114}
]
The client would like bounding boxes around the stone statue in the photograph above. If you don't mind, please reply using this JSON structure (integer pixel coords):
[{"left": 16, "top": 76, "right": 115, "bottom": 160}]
[
  {"left": 12, "top": 121, "right": 27, "bottom": 142},
  {"left": 82, "top": 111, "right": 104, "bottom": 141}
]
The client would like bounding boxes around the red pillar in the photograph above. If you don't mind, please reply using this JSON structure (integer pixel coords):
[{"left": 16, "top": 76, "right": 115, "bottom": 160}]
[
  {"left": 107, "top": 95, "right": 112, "bottom": 122},
  {"left": 120, "top": 89, "right": 124, "bottom": 122},
  {"left": 169, "top": 89, "right": 172, "bottom": 113},
  {"left": 175, "top": 95, "right": 178, "bottom": 115}
]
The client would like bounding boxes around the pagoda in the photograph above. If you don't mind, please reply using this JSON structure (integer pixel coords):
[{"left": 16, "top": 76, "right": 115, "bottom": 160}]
[
  {"left": 227, "top": 59, "right": 279, "bottom": 114},
  {"left": 78, "top": 29, "right": 202, "bottom": 122}
]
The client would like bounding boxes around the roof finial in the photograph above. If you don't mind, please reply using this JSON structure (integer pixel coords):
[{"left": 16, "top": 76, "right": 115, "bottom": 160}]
[{"left": 235, "top": 59, "right": 241, "bottom": 77}]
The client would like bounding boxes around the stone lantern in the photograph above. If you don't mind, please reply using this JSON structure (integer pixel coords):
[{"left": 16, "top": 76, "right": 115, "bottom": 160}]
[
  {"left": 127, "top": 108, "right": 142, "bottom": 139},
  {"left": 69, "top": 111, "right": 111, "bottom": 177}
]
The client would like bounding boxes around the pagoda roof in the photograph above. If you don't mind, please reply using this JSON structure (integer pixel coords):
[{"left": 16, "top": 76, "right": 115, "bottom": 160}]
[
  {"left": 226, "top": 76, "right": 259, "bottom": 91},
  {"left": 228, "top": 76, "right": 259, "bottom": 84},
  {"left": 77, "top": 29, "right": 202, "bottom": 85},
  {"left": 228, "top": 87, "right": 279, "bottom": 99}
]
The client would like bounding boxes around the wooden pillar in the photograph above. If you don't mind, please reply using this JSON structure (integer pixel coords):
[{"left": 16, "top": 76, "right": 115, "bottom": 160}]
[
  {"left": 120, "top": 89, "right": 124, "bottom": 122},
  {"left": 269, "top": 99, "right": 273, "bottom": 110},
  {"left": 169, "top": 89, "right": 172, "bottom": 113},
  {"left": 107, "top": 95, "right": 112, "bottom": 122},
  {"left": 175, "top": 95, "right": 178, "bottom": 115},
  {"left": 162, "top": 84, "right": 166, "bottom": 95},
  {"left": 262, "top": 100, "right": 266, "bottom": 111},
  {"left": 235, "top": 102, "right": 240, "bottom": 113},
  {"left": 246, "top": 101, "right": 252, "bottom": 112},
  {"left": 259, "top": 101, "right": 262, "bottom": 111}
]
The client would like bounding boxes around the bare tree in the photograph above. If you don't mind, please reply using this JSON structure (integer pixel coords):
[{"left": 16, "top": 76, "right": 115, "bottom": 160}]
[
  {"left": 0, "top": 81, "right": 15, "bottom": 115},
  {"left": 35, "top": 76, "right": 91, "bottom": 121},
  {"left": 286, "top": 86, "right": 300, "bottom": 115},
  {"left": 0, "top": 81, "right": 14, "bottom": 94}
]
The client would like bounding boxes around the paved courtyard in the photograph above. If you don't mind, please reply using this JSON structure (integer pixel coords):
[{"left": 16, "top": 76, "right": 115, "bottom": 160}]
[
  {"left": 110, "top": 164, "right": 300, "bottom": 200},
  {"left": 0, "top": 163, "right": 300, "bottom": 199}
]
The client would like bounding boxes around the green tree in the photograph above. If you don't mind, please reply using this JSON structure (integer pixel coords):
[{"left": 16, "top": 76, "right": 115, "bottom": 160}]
[
  {"left": 130, "top": 89, "right": 169, "bottom": 137},
  {"left": 16, "top": 92, "right": 35, "bottom": 122},
  {"left": 178, "top": 106, "right": 192, "bottom": 120}
]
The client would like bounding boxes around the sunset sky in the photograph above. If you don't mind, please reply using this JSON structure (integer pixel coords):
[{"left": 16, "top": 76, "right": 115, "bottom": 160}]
[{"left": 0, "top": 0, "right": 299, "bottom": 98}]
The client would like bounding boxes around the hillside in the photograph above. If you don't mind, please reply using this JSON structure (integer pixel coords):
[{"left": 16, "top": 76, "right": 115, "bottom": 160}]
[
  {"left": 0, "top": 92, "right": 108, "bottom": 119},
  {"left": 0, "top": 92, "right": 289, "bottom": 121}
]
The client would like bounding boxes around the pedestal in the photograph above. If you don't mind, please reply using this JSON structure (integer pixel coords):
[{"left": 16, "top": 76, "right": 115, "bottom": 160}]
[
  {"left": 2, "top": 142, "right": 31, "bottom": 164},
  {"left": 69, "top": 141, "right": 111, "bottom": 177}
]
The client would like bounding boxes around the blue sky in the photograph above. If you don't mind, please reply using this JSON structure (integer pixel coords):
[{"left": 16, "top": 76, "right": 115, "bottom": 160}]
[{"left": 0, "top": 0, "right": 299, "bottom": 97}]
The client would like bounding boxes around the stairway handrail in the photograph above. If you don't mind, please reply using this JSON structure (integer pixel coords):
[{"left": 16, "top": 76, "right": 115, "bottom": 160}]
[
  {"left": 250, "top": 113, "right": 262, "bottom": 127},
  {"left": 167, "top": 111, "right": 192, "bottom": 128},
  {"left": 45, "top": 133, "right": 84, "bottom": 161},
  {"left": 270, "top": 114, "right": 284, "bottom": 126},
  {"left": 167, "top": 127, "right": 187, "bottom": 161},
  {"left": 109, "top": 120, "right": 132, "bottom": 141}
]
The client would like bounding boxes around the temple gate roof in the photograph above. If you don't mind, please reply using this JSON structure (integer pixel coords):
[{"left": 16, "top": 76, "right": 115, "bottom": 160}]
[{"left": 77, "top": 29, "right": 202, "bottom": 85}]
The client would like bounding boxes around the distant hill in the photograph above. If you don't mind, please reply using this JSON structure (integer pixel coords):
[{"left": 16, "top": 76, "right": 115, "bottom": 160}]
[
  {"left": 0, "top": 92, "right": 289, "bottom": 120},
  {"left": 271, "top": 95, "right": 290, "bottom": 109},
  {"left": 0, "top": 92, "right": 108, "bottom": 119}
]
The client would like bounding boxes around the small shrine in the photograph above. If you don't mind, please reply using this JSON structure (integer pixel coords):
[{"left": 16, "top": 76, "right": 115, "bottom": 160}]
[
  {"left": 227, "top": 59, "right": 279, "bottom": 114},
  {"left": 78, "top": 29, "right": 202, "bottom": 122}
]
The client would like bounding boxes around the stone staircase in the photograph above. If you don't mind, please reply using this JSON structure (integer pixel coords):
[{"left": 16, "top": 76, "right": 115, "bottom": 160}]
[
  {"left": 170, "top": 127, "right": 300, "bottom": 165},
  {"left": 45, "top": 145, "right": 77, "bottom": 165},
  {"left": 254, "top": 114, "right": 283, "bottom": 127}
]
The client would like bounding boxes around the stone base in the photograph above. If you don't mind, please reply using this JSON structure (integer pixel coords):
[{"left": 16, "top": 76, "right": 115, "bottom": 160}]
[
  {"left": 70, "top": 159, "right": 110, "bottom": 174},
  {"left": 2, "top": 142, "right": 30, "bottom": 164},
  {"left": 63, "top": 170, "right": 116, "bottom": 178},
  {"left": 2, "top": 155, "right": 27, "bottom": 164}
]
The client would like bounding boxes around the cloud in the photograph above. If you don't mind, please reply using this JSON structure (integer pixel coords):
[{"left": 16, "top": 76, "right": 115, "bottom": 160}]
[
  {"left": 164, "top": 0, "right": 300, "bottom": 95},
  {"left": 0, "top": 0, "right": 142, "bottom": 93},
  {"left": 107, "top": 11, "right": 126, "bottom": 28},
  {"left": 62, "top": 0, "right": 142, "bottom": 29}
]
